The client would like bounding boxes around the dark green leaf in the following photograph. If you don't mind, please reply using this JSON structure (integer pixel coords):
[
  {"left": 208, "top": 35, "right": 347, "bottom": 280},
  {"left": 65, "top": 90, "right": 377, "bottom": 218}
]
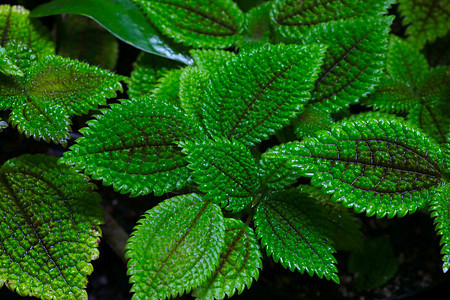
[
  {"left": 30, "top": 0, "right": 193, "bottom": 64},
  {"left": 255, "top": 189, "right": 339, "bottom": 283},
  {"left": 61, "top": 96, "right": 202, "bottom": 197},
  {"left": 192, "top": 218, "right": 262, "bottom": 300},
  {"left": 263, "top": 116, "right": 446, "bottom": 217},
  {"left": 0, "top": 154, "right": 103, "bottom": 299},
  {"left": 126, "top": 194, "right": 225, "bottom": 300}
]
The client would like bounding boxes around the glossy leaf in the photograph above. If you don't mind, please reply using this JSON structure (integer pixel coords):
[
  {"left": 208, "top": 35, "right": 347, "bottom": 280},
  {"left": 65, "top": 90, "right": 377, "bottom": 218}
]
[
  {"left": 203, "top": 43, "right": 325, "bottom": 146},
  {"left": 0, "top": 46, "right": 23, "bottom": 76},
  {"left": 151, "top": 68, "right": 183, "bottom": 105},
  {"left": 298, "top": 16, "right": 393, "bottom": 113},
  {"left": 192, "top": 218, "right": 262, "bottom": 300},
  {"left": 430, "top": 183, "right": 450, "bottom": 272},
  {"left": 398, "top": 0, "right": 450, "bottom": 48},
  {"left": 255, "top": 189, "right": 339, "bottom": 283},
  {"left": 0, "top": 154, "right": 103, "bottom": 300},
  {"left": 61, "top": 96, "right": 202, "bottom": 197},
  {"left": 133, "top": 0, "right": 245, "bottom": 48},
  {"left": 179, "top": 138, "right": 260, "bottom": 212},
  {"left": 30, "top": 0, "right": 193, "bottom": 64},
  {"left": 128, "top": 52, "right": 180, "bottom": 99},
  {"left": 271, "top": 0, "right": 394, "bottom": 40},
  {"left": 293, "top": 106, "right": 334, "bottom": 139},
  {"left": 126, "top": 194, "right": 225, "bottom": 300},
  {"left": 263, "top": 116, "right": 446, "bottom": 218},
  {"left": 0, "top": 5, "right": 54, "bottom": 56},
  {"left": 0, "top": 54, "right": 123, "bottom": 146}
]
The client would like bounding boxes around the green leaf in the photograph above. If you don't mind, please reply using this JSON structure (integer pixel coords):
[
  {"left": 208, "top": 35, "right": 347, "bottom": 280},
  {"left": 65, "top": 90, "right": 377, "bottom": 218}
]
[
  {"left": 0, "top": 154, "right": 103, "bottom": 300},
  {"left": 128, "top": 52, "right": 180, "bottom": 99},
  {"left": 203, "top": 43, "right": 325, "bottom": 146},
  {"left": 30, "top": 0, "right": 193, "bottom": 64},
  {"left": 271, "top": 0, "right": 394, "bottom": 40},
  {"left": 255, "top": 189, "right": 339, "bottom": 283},
  {"left": 298, "top": 16, "right": 393, "bottom": 113},
  {"left": 430, "top": 183, "right": 450, "bottom": 272},
  {"left": 152, "top": 68, "right": 183, "bottom": 106},
  {"left": 0, "top": 5, "right": 54, "bottom": 56},
  {"left": 263, "top": 116, "right": 446, "bottom": 218},
  {"left": 190, "top": 49, "right": 236, "bottom": 72},
  {"left": 0, "top": 54, "right": 123, "bottom": 146},
  {"left": 57, "top": 14, "right": 119, "bottom": 70},
  {"left": 347, "top": 236, "right": 398, "bottom": 291},
  {"left": 192, "top": 218, "right": 262, "bottom": 300},
  {"left": 133, "top": 0, "right": 245, "bottom": 48},
  {"left": 126, "top": 193, "right": 225, "bottom": 300},
  {"left": 179, "top": 138, "right": 260, "bottom": 212},
  {"left": 398, "top": 0, "right": 450, "bottom": 49},
  {"left": 61, "top": 96, "right": 202, "bottom": 197},
  {"left": 259, "top": 150, "right": 300, "bottom": 191},
  {"left": 242, "top": 2, "right": 272, "bottom": 42},
  {"left": 293, "top": 106, "right": 334, "bottom": 139},
  {"left": 0, "top": 46, "right": 23, "bottom": 76}
]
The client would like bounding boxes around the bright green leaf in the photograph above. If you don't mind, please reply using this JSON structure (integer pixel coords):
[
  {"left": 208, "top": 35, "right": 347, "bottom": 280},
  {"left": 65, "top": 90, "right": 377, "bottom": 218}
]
[
  {"left": 263, "top": 116, "right": 446, "bottom": 218},
  {"left": 293, "top": 106, "right": 335, "bottom": 139},
  {"left": 133, "top": 0, "right": 245, "bottom": 48},
  {"left": 255, "top": 189, "right": 339, "bottom": 283},
  {"left": 30, "top": 0, "right": 192, "bottom": 64},
  {"left": 0, "top": 46, "right": 23, "bottom": 76},
  {"left": 61, "top": 96, "right": 202, "bottom": 197},
  {"left": 203, "top": 43, "right": 325, "bottom": 146},
  {"left": 192, "top": 218, "right": 262, "bottom": 300},
  {"left": 126, "top": 194, "right": 225, "bottom": 300},
  {"left": 179, "top": 138, "right": 260, "bottom": 212},
  {"left": 0, "top": 154, "right": 103, "bottom": 300},
  {"left": 430, "top": 183, "right": 450, "bottom": 272}
]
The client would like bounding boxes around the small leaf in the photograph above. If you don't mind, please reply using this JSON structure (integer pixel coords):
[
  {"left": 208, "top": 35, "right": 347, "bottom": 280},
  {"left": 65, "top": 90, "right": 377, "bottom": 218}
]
[
  {"left": 255, "top": 189, "right": 339, "bottom": 283},
  {"left": 0, "top": 46, "right": 23, "bottom": 76},
  {"left": 0, "top": 5, "right": 54, "bottom": 56},
  {"left": 152, "top": 68, "right": 183, "bottom": 105},
  {"left": 0, "top": 154, "right": 103, "bottom": 300},
  {"left": 293, "top": 106, "right": 335, "bottom": 139},
  {"left": 203, "top": 43, "right": 325, "bottom": 146},
  {"left": 430, "top": 183, "right": 450, "bottom": 272},
  {"left": 61, "top": 96, "right": 202, "bottom": 197},
  {"left": 242, "top": 2, "right": 272, "bottom": 42},
  {"left": 192, "top": 218, "right": 262, "bottom": 300},
  {"left": 0, "top": 55, "right": 123, "bottom": 146},
  {"left": 263, "top": 116, "right": 446, "bottom": 218},
  {"left": 398, "top": 0, "right": 450, "bottom": 48},
  {"left": 190, "top": 49, "right": 236, "bottom": 72},
  {"left": 179, "top": 138, "right": 260, "bottom": 212},
  {"left": 133, "top": 0, "right": 245, "bottom": 48},
  {"left": 31, "top": 0, "right": 193, "bottom": 64},
  {"left": 347, "top": 236, "right": 398, "bottom": 291},
  {"left": 126, "top": 194, "right": 225, "bottom": 300}
]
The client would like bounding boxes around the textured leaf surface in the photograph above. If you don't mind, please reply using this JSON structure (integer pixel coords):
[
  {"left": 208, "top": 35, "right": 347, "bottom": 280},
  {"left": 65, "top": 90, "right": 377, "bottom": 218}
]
[
  {"left": 263, "top": 116, "right": 446, "bottom": 217},
  {"left": 180, "top": 139, "right": 260, "bottom": 212},
  {"left": 126, "top": 194, "right": 225, "bottom": 300},
  {"left": 0, "top": 154, "right": 103, "bottom": 300},
  {"left": 271, "top": 0, "right": 393, "bottom": 39},
  {"left": 0, "top": 55, "right": 123, "bottom": 145},
  {"left": 203, "top": 43, "right": 325, "bottom": 146},
  {"left": 0, "top": 5, "right": 54, "bottom": 56},
  {"left": 255, "top": 189, "right": 339, "bottom": 283},
  {"left": 61, "top": 96, "right": 201, "bottom": 197},
  {"left": 192, "top": 218, "right": 262, "bottom": 300},
  {"left": 398, "top": 0, "right": 450, "bottom": 48},
  {"left": 133, "top": 0, "right": 244, "bottom": 48},
  {"left": 294, "top": 106, "right": 334, "bottom": 139},
  {"left": 0, "top": 46, "right": 23, "bottom": 76},
  {"left": 430, "top": 183, "right": 450, "bottom": 272},
  {"left": 31, "top": 0, "right": 192, "bottom": 64},
  {"left": 299, "top": 16, "right": 392, "bottom": 113}
]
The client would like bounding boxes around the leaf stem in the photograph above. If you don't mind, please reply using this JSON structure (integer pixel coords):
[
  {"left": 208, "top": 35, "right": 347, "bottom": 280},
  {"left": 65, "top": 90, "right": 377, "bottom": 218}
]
[{"left": 101, "top": 209, "right": 130, "bottom": 263}]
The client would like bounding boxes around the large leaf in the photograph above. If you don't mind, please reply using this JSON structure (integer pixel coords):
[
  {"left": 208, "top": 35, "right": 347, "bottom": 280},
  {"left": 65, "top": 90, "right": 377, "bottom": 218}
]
[
  {"left": 202, "top": 43, "right": 325, "bottom": 146},
  {"left": 192, "top": 218, "right": 262, "bottom": 300},
  {"left": 30, "top": 0, "right": 193, "bottom": 64},
  {"left": 0, "top": 54, "right": 123, "bottom": 146},
  {"left": 126, "top": 194, "right": 225, "bottom": 300},
  {"left": 263, "top": 116, "right": 446, "bottom": 218},
  {"left": 0, "top": 5, "right": 54, "bottom": 56},
  {"left": 430, "top": 183, "right": 450, "bottom": 272},
  {"left": 255, "top": 189, "right": 339, "bottom": 283},
  {"left": 179, "top": 138, "right": 261, "bottom": 212},
  {"left": 297, "top": 16, "right": 393, "bottom": 113},
  {"left": 271, "top": 0, "right": 394, "bottom": 40},
  {"left": 0, "top": 154, "right": 103, "bottom": 300},
  {"left": 132, "top": 0, "right": 245, "bottom": 48},
  {"left": 61, "top": 96, "right": 202, "bottom": 197},
  {"left": 398, "top": 0, "right": 450, "bottom": 49}
]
